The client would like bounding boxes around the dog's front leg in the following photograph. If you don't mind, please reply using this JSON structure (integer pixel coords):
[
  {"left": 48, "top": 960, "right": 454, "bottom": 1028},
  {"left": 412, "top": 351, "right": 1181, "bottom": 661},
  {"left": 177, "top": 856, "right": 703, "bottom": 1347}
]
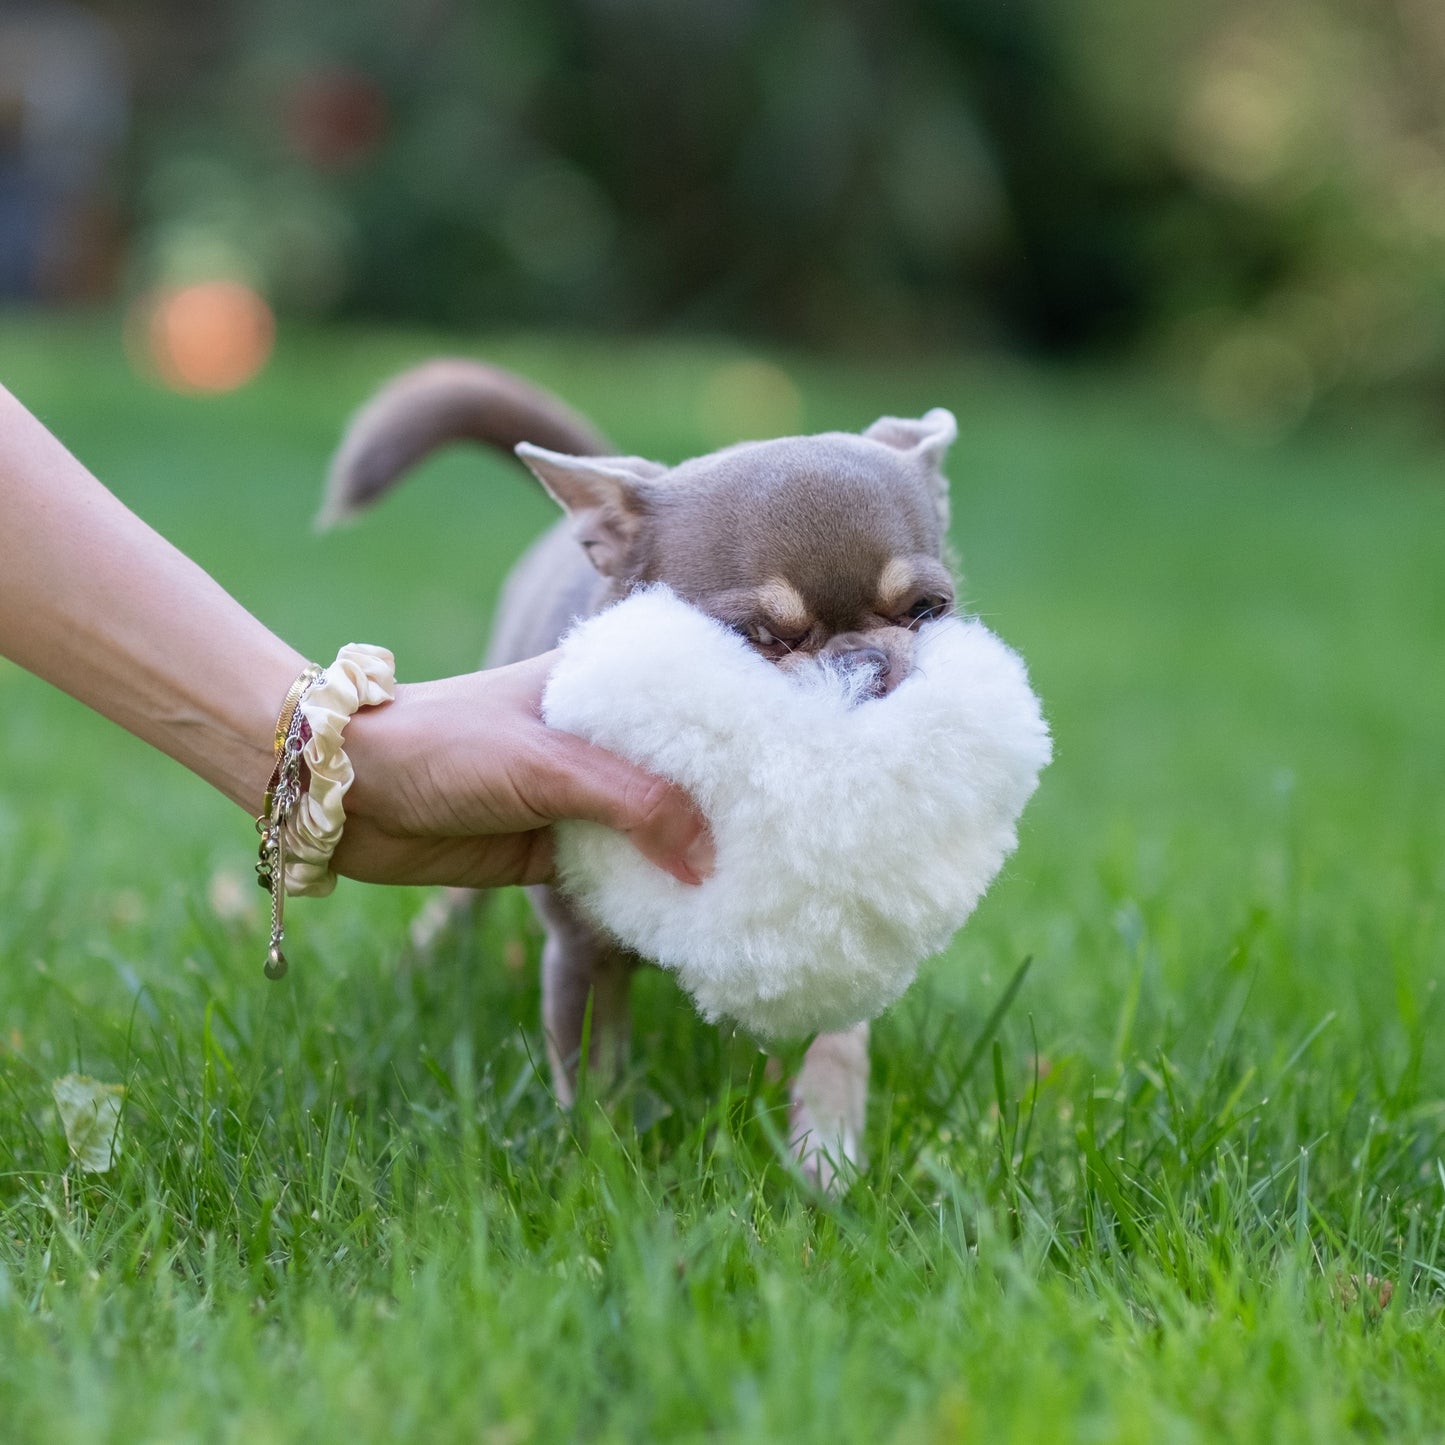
[
  {"left": 789, "top": 1022, "right": 869, "bottom": 1190},
  {"left": 529, "top": 885, "right": 634, "bottom": 1106}
]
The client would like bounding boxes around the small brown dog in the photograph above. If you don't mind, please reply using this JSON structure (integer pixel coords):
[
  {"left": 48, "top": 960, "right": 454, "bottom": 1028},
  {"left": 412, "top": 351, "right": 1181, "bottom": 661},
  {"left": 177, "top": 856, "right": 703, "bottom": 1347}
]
[{"left": 322, "top": 360, "right": 959, "bottom": 1186}]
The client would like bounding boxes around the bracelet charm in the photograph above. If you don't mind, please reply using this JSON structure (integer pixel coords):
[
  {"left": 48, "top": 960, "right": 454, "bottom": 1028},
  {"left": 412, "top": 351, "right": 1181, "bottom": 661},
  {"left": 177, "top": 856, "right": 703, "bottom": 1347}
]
[{"left": 255, "top": 663, "right": 323, "bottom": 979}]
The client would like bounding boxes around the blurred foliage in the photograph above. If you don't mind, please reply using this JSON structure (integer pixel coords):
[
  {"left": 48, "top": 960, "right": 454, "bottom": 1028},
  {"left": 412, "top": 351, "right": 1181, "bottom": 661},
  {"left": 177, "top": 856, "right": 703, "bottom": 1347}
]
[{"left": 84, "top": 0, "right": 1445, "bottom": 425}]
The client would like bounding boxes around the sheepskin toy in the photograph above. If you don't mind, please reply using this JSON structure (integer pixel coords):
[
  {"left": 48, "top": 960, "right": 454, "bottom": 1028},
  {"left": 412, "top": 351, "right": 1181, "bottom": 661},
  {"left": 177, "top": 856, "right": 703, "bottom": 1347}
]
[{"left": 541, "top": 587, "right": 1051, "bottom": 1039}]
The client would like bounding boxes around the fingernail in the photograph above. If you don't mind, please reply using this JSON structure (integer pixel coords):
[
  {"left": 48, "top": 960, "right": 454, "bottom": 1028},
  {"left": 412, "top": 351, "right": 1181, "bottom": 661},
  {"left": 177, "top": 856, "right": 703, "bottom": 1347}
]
[{"left": 682, "top": 828, "right": 716, "bottom": 883}]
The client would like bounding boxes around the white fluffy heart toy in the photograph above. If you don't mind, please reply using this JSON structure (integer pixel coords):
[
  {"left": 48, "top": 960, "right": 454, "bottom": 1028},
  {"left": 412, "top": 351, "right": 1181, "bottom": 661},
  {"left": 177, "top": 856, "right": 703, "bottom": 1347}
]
[{"left": 541, "top": 587, "right": 1052, "bottom": 1040}]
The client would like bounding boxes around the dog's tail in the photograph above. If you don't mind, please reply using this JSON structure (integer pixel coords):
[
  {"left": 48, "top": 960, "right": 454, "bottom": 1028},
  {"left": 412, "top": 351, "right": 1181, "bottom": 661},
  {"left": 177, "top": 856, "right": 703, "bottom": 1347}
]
[{"left": 317, "top": 358, "right": 613, "bottom": 528}]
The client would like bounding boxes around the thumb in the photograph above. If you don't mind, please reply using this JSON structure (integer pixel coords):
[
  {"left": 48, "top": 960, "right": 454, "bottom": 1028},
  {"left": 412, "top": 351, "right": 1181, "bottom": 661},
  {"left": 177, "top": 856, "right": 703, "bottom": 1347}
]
[{"left": 527, "top": 731, "right": 714, "bottom": 885}]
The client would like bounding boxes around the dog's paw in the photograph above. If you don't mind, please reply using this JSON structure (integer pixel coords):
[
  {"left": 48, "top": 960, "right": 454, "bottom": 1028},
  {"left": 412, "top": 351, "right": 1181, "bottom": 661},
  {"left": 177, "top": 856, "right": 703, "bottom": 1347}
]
[
  {"left": 789, "top": 1097, "right": 865, "bottom": 1192},
  {"left": 788, "top": 1023, "right": 869, "bottom": 1192}
]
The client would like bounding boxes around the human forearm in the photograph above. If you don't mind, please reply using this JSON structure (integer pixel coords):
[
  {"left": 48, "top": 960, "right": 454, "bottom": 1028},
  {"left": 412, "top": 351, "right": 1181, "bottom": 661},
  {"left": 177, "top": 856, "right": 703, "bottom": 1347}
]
[
  {"left": 0, "top": 385, "right": 304, "bottom": 810},
  {"left": 0, "top": 384, "right": 710, "bottom": 889}
]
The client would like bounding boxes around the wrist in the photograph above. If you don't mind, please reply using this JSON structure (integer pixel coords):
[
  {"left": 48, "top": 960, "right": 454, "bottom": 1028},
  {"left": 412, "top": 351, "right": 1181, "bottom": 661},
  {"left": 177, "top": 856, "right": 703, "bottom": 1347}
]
[
  {"left": 230, "top": 643, "right": 315, "bottom": 810},
  {"left": 282, "top": 644, "right": 397, "bottom": 896},
  {"left": 337, "top": 679, "right": 421, "bottom": 837}
]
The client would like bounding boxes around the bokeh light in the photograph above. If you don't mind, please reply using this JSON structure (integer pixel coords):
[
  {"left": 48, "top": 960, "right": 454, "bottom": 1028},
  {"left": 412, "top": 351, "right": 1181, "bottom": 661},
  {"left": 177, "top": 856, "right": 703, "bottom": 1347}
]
[
  {"left": 130, "top": 280, "right": 275, "bottom": 394},
  {"left": 1198, "top": 324, "right": 1314, "bottom": 444},
  {"left": 697, "top": 359, "right": 804, "bottom": 447},
  {"left": 285, "top": 66, "right": 389, "bottom": 173}
]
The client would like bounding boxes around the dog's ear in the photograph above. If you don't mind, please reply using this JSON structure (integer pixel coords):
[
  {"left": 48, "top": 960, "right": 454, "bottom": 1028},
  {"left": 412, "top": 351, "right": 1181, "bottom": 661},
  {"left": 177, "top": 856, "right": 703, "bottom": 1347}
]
[
  {"left": 864, "top": 408, "right": 957, "bottom": 529},
  {"left": 516, "top": 443, "right": 668, "bottom": 576}
]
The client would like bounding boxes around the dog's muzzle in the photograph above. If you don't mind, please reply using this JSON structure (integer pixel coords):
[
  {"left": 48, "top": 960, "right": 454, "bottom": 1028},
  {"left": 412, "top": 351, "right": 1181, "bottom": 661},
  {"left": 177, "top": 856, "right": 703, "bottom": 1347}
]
[{"left": 817, "top": 634, "right": 913, "bottom": 699}]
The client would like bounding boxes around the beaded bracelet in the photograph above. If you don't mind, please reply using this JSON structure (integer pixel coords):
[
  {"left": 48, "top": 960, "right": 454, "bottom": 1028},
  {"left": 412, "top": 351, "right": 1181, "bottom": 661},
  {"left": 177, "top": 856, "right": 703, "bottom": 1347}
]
[{"left": 254, "top": 645, "right": 396, "bottom": 979}]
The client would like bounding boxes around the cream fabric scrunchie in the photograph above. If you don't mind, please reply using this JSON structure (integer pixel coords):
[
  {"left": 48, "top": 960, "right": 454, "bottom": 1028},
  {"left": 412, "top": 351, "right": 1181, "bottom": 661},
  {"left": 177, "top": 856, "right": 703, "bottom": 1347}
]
[{"left": 283, "top": 643, "right": 396, "bottom": 897}]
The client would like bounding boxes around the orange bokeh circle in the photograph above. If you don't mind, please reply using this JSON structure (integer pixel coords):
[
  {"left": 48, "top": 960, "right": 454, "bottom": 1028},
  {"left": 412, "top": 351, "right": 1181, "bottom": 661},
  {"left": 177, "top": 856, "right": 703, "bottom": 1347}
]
[{"left": 142, "top": 280, "right": 276, "bottom": 394}]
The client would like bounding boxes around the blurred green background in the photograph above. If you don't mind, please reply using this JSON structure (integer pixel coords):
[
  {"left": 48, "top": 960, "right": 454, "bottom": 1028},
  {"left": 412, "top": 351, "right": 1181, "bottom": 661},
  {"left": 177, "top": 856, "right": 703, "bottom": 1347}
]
[{"left": 7, "top": 0, "right": 1445, "bottom": 436}]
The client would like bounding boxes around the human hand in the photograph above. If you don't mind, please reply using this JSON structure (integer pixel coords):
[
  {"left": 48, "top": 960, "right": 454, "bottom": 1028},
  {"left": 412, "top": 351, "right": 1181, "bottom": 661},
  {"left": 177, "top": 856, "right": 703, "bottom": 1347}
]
[{"left": 333, "top": 651, "right": 714, "bottom": 889}]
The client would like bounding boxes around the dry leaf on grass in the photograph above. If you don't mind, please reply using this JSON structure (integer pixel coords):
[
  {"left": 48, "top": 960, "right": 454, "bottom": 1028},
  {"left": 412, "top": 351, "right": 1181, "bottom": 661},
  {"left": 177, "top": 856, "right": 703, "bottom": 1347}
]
[{"left": 51, "top": 1074, "right": 125, "bottom": 1174}]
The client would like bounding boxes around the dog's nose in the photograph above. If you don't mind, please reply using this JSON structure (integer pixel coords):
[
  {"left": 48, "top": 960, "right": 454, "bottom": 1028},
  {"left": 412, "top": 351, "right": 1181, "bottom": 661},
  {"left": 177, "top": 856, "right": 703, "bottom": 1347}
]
[
  {"left": 835, "top": 645, "right": 891, "bottom": 698},
  {"left": 842, "top": 645, "right": 889, "bottom": 677}
]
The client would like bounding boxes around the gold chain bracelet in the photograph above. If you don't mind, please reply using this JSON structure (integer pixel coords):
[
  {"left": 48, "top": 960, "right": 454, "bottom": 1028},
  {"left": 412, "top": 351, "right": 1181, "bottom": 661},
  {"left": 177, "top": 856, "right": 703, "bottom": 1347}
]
[{"left": 254, "top": 663, "right": 324, "bottom": 979}]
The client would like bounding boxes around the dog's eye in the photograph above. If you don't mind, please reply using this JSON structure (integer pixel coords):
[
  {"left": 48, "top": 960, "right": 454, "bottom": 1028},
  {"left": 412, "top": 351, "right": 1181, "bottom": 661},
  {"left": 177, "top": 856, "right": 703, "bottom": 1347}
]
[
  {"left": 737, "top": 621, "right": 795, "bottom": 650},
  {"left": 904, "top": 595, "right": 950, "bottom": 626}
]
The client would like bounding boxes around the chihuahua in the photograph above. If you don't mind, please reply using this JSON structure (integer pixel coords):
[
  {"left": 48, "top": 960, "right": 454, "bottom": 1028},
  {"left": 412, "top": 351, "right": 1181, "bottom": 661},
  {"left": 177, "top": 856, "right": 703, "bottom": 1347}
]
[{"left": 322, "top": 359, "right": 959, "bottom": 1187}]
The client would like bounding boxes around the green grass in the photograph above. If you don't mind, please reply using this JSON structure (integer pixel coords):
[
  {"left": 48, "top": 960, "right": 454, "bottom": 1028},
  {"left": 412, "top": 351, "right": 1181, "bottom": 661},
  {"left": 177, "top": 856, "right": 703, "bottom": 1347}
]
[{"left": 2, "top": 315, "right": 1443, "bottom": 1443}]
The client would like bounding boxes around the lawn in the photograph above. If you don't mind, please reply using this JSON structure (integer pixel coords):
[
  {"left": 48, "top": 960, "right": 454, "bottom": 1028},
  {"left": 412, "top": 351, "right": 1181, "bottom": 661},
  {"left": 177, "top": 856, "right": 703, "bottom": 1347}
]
[{"left": 1, "top": 315, "right": 1443, "bottom": 1443}]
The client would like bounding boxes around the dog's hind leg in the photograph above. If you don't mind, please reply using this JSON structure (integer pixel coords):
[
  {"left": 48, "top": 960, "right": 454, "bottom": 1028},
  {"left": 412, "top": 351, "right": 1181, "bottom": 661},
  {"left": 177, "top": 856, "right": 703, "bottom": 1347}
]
[
  {"left": 789, "top": 1022, "right": 869, "bottom": 1191},
  {"left": 529, "top": 885, "right": 635, "bottom": 1106}
]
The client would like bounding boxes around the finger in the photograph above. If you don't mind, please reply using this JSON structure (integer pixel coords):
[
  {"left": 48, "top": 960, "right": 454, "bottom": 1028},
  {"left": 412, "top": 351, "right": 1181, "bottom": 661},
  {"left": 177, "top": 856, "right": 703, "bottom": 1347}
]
[{"left": 528, "top": 732, "right": 713, "bottom": 885}]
